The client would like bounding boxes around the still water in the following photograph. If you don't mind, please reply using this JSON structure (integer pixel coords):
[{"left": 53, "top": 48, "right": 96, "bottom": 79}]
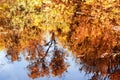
[
  {"left": 0, "top": 30, "right": 120, "bottom": 80},
  {"left": 0, "top": 32, "right": 119, "bottom": 80},
  {"left": 0, "top": 49, "right": 93, "bottom": 80},
  {"left": 0, "top": 48, "right": 120, "bottom": 80}
]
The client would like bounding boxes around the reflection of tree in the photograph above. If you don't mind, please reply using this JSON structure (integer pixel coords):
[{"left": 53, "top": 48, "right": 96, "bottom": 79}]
[
  {"left": 26, "top": 32, "right": 68, "bottom": 79},
  {"left": 4, "top": 26, "right": 43, "bottom": 62},
  {"left": 78, "top": 54, "right": 120, "bottom": 80},
  {"left": 110, "top": 69, "right": 120, "bottom": 80},
  {"left": 25, "top": 40, "right": 44, "bottom": 61},
  {"left": 67, "top": 1, "right": 120, "bottom": 79},
  {"left": 4, "top": 30, "right": 68, "bottom": 79},
  {"left": 0, "top": 0, "right": 120, "bottom": 80},
  {"left": 27, "top": 59, "right": 49, "bottom": 79},
  {"left": 28, "top": 63, "right": 41, "bottom": 78},
  {"left": 6, "top": 46, "right": 20, "bottom": 61},
  {"left": 25, "top": 39, "right": 50, "bottom": 79},
  {"left": 5, "top": 30, "right": 21, "bottom": 61},
  {"left": 27, "top": 47, "right": 68, "bottom": 79},
  {"left": 50, "top": 48, "right": 67, "bottom": 77}
]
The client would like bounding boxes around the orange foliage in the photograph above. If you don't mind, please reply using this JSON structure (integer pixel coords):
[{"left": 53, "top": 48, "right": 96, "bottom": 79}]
[
  {"left": 68, "top": 0, "right": 120, "bottom": 60},
  {"left": 0, "top": 0, "right": 119, "bottom": 79},
  {"left": 110, "top": 69, "right": 120, "bottom": 80},
  {"left": 50, "top": 49, "right": 68, "bottom": 77}
]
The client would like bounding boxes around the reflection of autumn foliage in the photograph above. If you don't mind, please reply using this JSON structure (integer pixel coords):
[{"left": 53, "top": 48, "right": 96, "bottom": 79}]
[
  {"left": 28, "top": 63, "right": 40, "bottom": 78},
  {"left": 4, "top": 27, "right": 43, "bottom": 61},
  {"left": 26, "top": 33, "right": 68, "bottom": 79},
  {"left": 25, "top": 39, "right": 49, "bottom": 79},
  {"left": 68, "top": 1, "right": 120, "bottom": 79},
  {"left": 26, "top": 40, "right": 44, "bottom": 60},
  {"left": 6, "top": 46, "right": 20, "bottom": 61},
  {"left": 110, "top": 69, "right": 120, "bottom": 80},
  {"left": 5, "top": 30, "right": 21, "bottom": 61},
  {"left": 28, "top": 60, "right": 49, "bottom": 79},
  {"left": 50, "top": 49, "right": 67, "bottom": 77},
  {"left": 27, "top": 47, "right": 68, "bottom": 79},
  {"left": 79, "top": 55, "right": 120, "bottom": 80},
  {"left": 0, "top": 0, "right": 120, "bottom": 80}
]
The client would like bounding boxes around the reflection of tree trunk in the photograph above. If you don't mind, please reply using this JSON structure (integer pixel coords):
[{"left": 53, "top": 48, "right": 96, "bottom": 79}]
[
  {"left": 44, "top": 32, "right": 56, "bottom": 57},
  {"left": 45, "top": 42, "right": 52, "bottom": 56}
]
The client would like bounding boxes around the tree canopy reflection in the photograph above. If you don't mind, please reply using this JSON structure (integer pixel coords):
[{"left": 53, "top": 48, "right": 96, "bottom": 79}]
[
  {"left": 0, "top": 0, "right": 120, "bottom": 80},
  {"left": 4, "top": 30, "right": 68, "bottom": 79}
]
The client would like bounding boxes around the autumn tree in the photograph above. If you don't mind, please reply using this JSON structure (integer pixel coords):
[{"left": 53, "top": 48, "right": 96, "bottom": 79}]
[{"left": 67, "top": 0, "right": 120, "bottom": 60}]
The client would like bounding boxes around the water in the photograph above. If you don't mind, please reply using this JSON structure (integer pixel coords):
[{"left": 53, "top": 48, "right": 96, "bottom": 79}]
[
  {"left": 0, "top": 31, "right": 119, "bottom": 80},
  {"left": 0, "top": 50, "right": 93, "bottom": 80}
]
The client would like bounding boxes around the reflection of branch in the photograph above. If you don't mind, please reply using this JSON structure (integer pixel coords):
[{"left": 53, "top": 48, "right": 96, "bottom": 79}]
[
  {"left": 44, "top": 32, "right": 56, "bottom": 57},
  {"left": 36, "top": 32, "right": 57, "bottom": 65},
  {"left": 45, "top": 41, "right": 52, "bottom": 56},
  {"left": 44, "top": 41, "right": 51, "bottom": 46}
]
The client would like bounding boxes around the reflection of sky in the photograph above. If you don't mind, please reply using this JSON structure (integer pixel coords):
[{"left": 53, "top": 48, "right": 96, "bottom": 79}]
[{"left": 0, "top": 50, "right": 92, "bottom": 80}]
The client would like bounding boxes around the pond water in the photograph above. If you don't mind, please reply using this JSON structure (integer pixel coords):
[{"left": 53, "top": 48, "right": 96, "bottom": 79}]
[
  {"left": 0, "top": 49, "right": 93, "bottom": 80},
  {"left": 0, "top": 31, "right": 120, "bottom": 80},
  {"left": 0, "top": 47, "right": 120, "bottom": 80}
]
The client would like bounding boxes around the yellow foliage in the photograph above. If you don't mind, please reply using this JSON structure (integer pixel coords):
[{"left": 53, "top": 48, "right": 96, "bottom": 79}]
[{"left": 85, "top": 0, "right": 95, "bottom": 4}]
